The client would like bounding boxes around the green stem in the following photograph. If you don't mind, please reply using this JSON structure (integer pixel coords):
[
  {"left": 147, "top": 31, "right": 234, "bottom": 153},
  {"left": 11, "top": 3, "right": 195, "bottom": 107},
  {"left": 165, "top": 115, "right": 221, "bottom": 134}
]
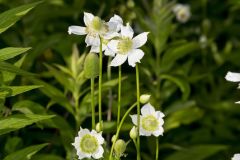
[
  {"left": 109, "top": 102, "right": 137, "bottom": 160},
  {"left": 136, "top": 64, "right": 141, "bottom": 160},
  {"left": 91, "top": 78, "right": 95, "bottom": 129},
  {"left": 99, "top": 37, "right": 103, "bottom": 130},
  {"left": 117, "top": 65, "right": 122, "bottom": 127},
  {"left": 156, "top": 137, "right": 159, "bottom": 160}
]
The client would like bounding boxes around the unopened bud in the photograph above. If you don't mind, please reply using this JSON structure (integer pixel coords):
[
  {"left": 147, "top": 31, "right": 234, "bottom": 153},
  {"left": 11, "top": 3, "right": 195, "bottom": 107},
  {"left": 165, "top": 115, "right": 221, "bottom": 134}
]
[
  {"left": 96, "top": 122, "right": 102, "bottom": 132},
  {"left": 84, "top": 53, "right": 99, "bottom": 79},
  {"left": 129, "top": 126, "right": 137, "bottom": 139},
  {"left": 111, "top": 135, "right": 117, "bottom": 143},
  {"left": 140, "top": 94, "right": 151, "bottom": 104},
  {"left": 114, "top": 139, "right": 127, "bottom": 158}
]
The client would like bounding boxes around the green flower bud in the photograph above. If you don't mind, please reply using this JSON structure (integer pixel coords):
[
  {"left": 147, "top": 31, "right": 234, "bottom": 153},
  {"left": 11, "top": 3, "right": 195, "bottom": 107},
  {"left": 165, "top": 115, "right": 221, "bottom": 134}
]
[
  {"left": 84, "top": 53, "right": 99, "bottom": 79},
  {"left": 127, "top": 0, "right": 135, "bottom": 8},
  {"left": 129, "top": 126, "right": 137, "bottom": 139},
  {"left": 140, "top": 94, "right": 151, "bottom": 104},
  {"left": 114, "top": 139, "right": 127, "bottom": 158},
  {"left": 96, "top": 122, "right": 102, "bottom": 132},
  {"left": 111, "top": 135, "right": 117, "bottom": 143}
]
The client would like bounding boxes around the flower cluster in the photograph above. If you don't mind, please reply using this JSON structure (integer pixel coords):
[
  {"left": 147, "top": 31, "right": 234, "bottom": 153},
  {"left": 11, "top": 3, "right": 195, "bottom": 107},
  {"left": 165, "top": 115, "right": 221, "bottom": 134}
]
[{"left": 68, "top": 12, "right": 148, "bottom": 67}]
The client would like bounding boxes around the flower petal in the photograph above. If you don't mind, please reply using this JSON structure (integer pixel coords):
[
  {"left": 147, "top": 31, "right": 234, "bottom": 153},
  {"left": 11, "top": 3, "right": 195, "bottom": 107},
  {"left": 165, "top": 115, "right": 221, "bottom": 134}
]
[
  {"left": 77, "top": 151, "right": 87, "bottom": 160},
  {"left": 92, "top": 146, "right": 104, "bottom": 159},
  {"left": 104, "top": 47, "right": 115, "bottom": 57},
  {"left": 68, "top": 26, "right": 87, "bottom": 35},
  {"left": 225, "top": 72, "right": 240, "bottom": 82},
  {"left": 109, "top": 14, "right": 123, "bottom": 32},
  {"left": 132, "top": 32, "right": 149, "bottom": 48},
  {"left": 110, "top": 54, "right": 128, "bottom": 67},
  {"left": 85, "top": 35, "right": 100, "bottom": 47},
  {"left": 235, "top": 101, "right": 240, "bottom": 104},
  {"left": 139, "top": 127, "right": 151, "bottom": 136},
  {"left": 130, "top": 114, "right": 138, "bottom": 125},
  {"left": 141, "top": 103, "right": 155, "bottom": 116},
  {"left": 152, "top": 127, "right": 164, "bottom": 137},
  {"left": 128, "top": 49, "right": 144, "bottom": 67},
  {"left": 107, "top": 40, "right": 119, "bottom": 53},
  {"left": 156, "top": 111, "right": 165, "bottom": 118},
  {"left": 84, "top": 12, "right": 94, "bottom": 26},
  {"left": 90, "top": 44, "right": 106, "bottom": 53},
  {"left": 121, "top": 23, "right": 134, "bottom": 38},
  {"left": 78, "top": 127, "right": 90, "bottom": 137}
]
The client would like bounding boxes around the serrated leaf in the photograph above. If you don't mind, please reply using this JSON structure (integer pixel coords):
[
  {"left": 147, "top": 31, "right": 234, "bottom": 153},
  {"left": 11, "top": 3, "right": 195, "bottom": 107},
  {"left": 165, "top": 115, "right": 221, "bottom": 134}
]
[
  {"left": 0, "top": 47, "right": 31, "bottom": 61},
  {"left": 161, "top": 74, "right": 190, "bottom": 100},
  {"left": 3, "top": 143, "right": 48, "bottom": 160},
  {"left": 165, "top": 145, "right": 228, "bottom": 160},
  {"left": 0, "top": 1, "right": 42, "bottom": 34},
  {"left": 0, "top": 114, "right": 55, "bottom": 135},
  {"left": 0, "top": 85, "right": 42, "bottom": 98}
]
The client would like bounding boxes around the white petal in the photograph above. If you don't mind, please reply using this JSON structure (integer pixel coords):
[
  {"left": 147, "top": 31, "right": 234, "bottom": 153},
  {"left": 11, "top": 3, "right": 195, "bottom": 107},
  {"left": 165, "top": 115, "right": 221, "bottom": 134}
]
[
  {"left": 90, "top": 44, "right": 106, "bottom": 53},
  {"left": 92, "top": 146, "right": 104, "bottom": 159},
  {"left": 109, "top": 15, "right": 123, "bottom": 26},
  {"left": 77, "top": 151, "right": 87, "bottom": 160},
  {"left": 128, "top": 49, "right": 144, "bottom": 67},
  {"left": 141, "top": 103, "right": 155, "bottom": 116},
  {"left": 78, "top": 128, "right": 90, "bottom": 136},
  {"left": 130, "top": 114, "right": 138, "bottom": 125},
  {"left": 225, "top": 72, "right": 240, "bottom": 82},
  {"left": 107, "top": 40, "right": 119, "bottom": 53},
  {"left": 104, "top": 31, "right": 120, "bottom": 39},
  {"left": 152, "top": 127, "right": 164, "bottom": 137},
  {"left": 109, "top": 14, "right": 123, "bottom": 32},
  {"left": 84, "top": 12, "right": 94, "bottom": 26},
  {"left": 132, "top": 32, "right": 149, "bottom": 49},
  {"left": 139, "top": 127, "right": 151, "bottom": 136},
  {"left": 104, "top": 47, "right": 115, "bottom": 57},
  {"left": 110, "top": 54, "right": 128, "bottom": 67},
  {"left": 68, "top": 26, "right": 87, "bottom": 35},
  {"left": 232, "top": 154, "right": 240, "bottom": 160},
  {"left": 85, "top": 35, "right": 100, "bottom": 47},
  {"left": 157, "top": 117, "right": 164, "bottom": 125},
  {"left": 156, "top": 111, "right": 165, "bottom": 118},
  {"left": 121, "top": 23, "right": 134, "bottom": 38},
  {"left": 235, "top": 101, "right": 240, "bottom": 104}
]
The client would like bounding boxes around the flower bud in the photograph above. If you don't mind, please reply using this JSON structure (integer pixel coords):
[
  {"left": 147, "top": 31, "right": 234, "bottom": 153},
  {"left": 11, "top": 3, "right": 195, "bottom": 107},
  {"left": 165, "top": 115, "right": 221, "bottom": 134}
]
[
  {"left": 84, "top": 53, "right": 99, "bottom": 79},
  {"left": 129, "top": 126, "right": 137, "bottom": 139},
  {"left": 96, "top": 122, "right": 102, "bottom": 132},
  {"left": 114, "top": 139, "right": 127, "bottom": 158},
  {"left": 140, "top": 94, "right": 151, "bottom": 104},
  {"left": 111, "top": 135, "right": 117, "bottom": 143}
]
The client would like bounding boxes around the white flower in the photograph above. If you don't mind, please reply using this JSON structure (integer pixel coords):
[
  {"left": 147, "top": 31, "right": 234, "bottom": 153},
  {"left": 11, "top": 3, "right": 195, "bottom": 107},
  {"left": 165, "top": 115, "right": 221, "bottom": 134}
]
[
  {"left": 232, "top": 154, "right": 240, "bottom": 160},
  {"left": 108, "top": 23, "right": 149, "bottom": 67},
  {"left": 173, "top": 4, "right": 191, "bottom": 23},
  {"left": 130, "top": 103, "right": 164, "bottom": 137},
  {"left": 225, "top": 71, "right": 240, "bottom": 104},
  {"left": 72, "top": 128, "right": 104, "bottom": 159},
  {"left": 225, "top": 72, "right": 240, "bottom": 82},
  {"left": 68, "top": 12, "right": 122, "bottom": 47}
]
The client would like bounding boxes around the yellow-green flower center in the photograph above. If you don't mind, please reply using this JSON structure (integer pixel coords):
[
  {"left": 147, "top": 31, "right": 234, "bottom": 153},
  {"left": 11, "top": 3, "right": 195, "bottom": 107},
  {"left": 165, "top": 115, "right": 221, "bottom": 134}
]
[
  {"left": 117, "top": 37, "right": 133, "bottom": 54},
  {"left": 142, "top": 115, "right": 159, "bottom": 131},
  {"left": 80, "top": 134, "right": 98, "bottom": 153},
  {"left": 87, "top": 17, "right": 108, "bottom": 35}
]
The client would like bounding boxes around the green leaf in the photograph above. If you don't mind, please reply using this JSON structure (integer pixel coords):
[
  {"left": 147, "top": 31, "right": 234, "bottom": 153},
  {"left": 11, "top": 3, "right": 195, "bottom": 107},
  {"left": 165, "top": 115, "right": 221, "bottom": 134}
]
[
  {"left": 165, "top": 145, "right": 228, "bottom": 160},
  {"left": 0, "top": 1, "right": 42, "bottom": 34},
  {"left": 161, "top": 74, "right": 190, "bottom": 100},
  {"left": 161, "top": 42, "right": 199, "bottom": 71},
  {"left": 32, "top": 154, "right": 64, "bottom": 160},
  {"left": 0, "top": 47, "right": 31, "bottom": 61},
  {"left": 3, "top": 143, "right": 48, "bottom": 160},
  {"left": 0, "top": 85, "right": 42, "bottom": 98},
  {"left": 0, "top": 61, "right": 34, "bottom": 76},
  {"left": 164, "top": 106, "right": 204, "bottom": 132},
  {"left": 3, "top": 54, "right": 27, "bottom": 84},
  {"left": 0, "top": 114, "right": 55, "bottom": 135}
]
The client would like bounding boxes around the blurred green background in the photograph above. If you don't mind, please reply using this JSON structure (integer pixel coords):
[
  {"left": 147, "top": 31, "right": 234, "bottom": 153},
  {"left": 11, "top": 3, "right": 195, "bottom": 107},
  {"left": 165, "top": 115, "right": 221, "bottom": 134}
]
[{"left": 1, "top": 0, "right": 240, "bottom": 159}]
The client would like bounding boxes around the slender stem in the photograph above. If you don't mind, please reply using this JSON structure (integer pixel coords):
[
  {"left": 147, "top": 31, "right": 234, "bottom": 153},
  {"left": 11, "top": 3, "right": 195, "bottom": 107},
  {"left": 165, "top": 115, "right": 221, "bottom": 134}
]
[
  {"left": 117, "top": 65, "right": 122, "bottom": 127},
  {"left": 136, "top": 64, "right": 141, "bottom": 160},
  {"left": 109, "top": 102, "right": 137, "bottom": 160},
  {"left": 156, "top": 137, "right": 159, "bottom": 160},
  {"left": 91, "top": 78, "right": 95, "bottom": 129},
  {"left": 107, "top": 57, "right": 113, "bottom": 145},
  {"left": 99, "top": 37, "right": 103, "bottom": 130},
  {"left": 74, "top": 92, "right": 80, "bottom": 129}
]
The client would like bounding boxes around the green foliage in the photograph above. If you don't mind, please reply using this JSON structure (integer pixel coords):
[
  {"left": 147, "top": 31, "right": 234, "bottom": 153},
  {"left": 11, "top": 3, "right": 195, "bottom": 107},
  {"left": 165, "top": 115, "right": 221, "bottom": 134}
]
[{"left": 0, "top": 0, "right": 239, "bottom": 159}]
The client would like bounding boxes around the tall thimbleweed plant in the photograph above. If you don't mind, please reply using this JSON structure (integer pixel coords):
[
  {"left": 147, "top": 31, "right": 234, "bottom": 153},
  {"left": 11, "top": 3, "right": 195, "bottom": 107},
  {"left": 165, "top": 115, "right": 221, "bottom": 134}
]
[{"left": 68, "top": 12, "right": 165, "bottom": 160}]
